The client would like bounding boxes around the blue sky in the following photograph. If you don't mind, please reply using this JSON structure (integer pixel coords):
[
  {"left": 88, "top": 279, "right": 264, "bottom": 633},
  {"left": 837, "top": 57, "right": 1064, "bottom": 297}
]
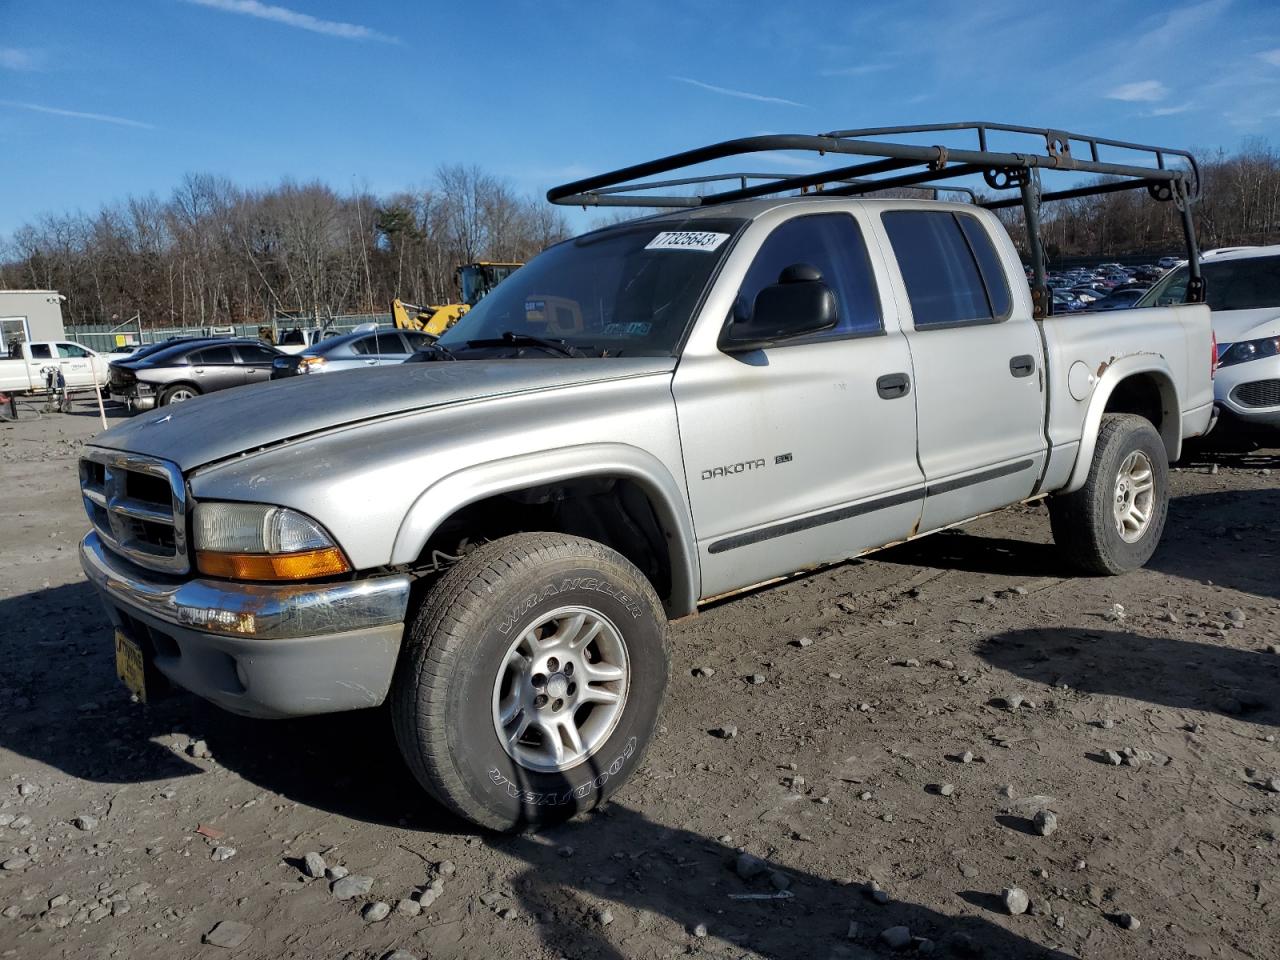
[{"left": 1, "top": 0, "right": 1278, "bottom": 238}]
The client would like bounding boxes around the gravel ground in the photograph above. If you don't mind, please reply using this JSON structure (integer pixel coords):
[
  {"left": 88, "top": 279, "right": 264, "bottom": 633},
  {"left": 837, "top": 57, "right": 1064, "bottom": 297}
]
[{"left": 1, "top": 405, "right": 1278, "bottom": 960}]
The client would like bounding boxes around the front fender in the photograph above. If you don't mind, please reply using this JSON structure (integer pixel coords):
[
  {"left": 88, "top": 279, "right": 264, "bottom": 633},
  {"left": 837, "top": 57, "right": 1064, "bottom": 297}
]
[
  {"left": 391, "top": 442, "right": 700, "bottom": 617},
  {"left": 1062, "top": 355, "right": 1181, "bottom": 494}
]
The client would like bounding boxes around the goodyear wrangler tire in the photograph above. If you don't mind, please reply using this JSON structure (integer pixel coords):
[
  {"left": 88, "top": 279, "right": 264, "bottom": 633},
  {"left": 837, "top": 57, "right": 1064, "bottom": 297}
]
[
  {"left": 1048, "top": 413, "right": 1169, "bottom": 576},
  {"left": 391, "top": 532, "right": 669, "bottom": 831}
]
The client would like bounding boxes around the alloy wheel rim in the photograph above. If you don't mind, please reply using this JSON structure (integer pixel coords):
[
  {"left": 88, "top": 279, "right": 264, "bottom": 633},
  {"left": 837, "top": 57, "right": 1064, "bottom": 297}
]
[
  {"left": 169, "top": 389, "right": 195, "bottom": 403},
  {"left": 491, "top": 605, "right": 630, "bottom": 773},
  {"left": 1113, "top": 450, "right": 1155, "bottom": 543}
]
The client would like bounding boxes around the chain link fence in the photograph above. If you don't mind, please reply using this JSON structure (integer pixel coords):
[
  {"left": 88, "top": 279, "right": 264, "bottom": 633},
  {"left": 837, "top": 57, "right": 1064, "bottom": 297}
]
[{"left": 65, "top": 314, "right": 392, "bottom": 353}]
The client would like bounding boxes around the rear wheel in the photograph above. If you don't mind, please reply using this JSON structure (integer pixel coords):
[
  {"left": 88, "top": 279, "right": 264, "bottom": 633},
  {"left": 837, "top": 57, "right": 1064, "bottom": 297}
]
[
  {"left": 391, "top": 533, "right": 669, "bottom": 831},
  {"left": 159, "top": 383, "right": 199, "bottom": 406},
  {"left": 1049, "top": 413, "right": 1169, "bottom": 575}
]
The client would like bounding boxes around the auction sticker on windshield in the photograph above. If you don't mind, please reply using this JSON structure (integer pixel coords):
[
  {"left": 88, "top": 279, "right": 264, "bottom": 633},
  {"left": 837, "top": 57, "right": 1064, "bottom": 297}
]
[{"left": 645, "top": 231, "right": 730, "bottom": 252}]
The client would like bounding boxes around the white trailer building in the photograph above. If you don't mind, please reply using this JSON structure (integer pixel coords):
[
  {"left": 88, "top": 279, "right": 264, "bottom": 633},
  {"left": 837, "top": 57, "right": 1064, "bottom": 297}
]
[{"left": 1, "top": 290, "right": 67, "bottom": 350}]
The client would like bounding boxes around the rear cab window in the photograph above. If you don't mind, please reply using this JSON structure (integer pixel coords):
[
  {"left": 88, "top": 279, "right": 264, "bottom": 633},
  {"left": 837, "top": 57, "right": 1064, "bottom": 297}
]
[
  {"left": 734, "top": 213, "right": 883, "bottom": 342},
  {"left": 881, "top": 210, "right": 1012, "bottom": 329}
]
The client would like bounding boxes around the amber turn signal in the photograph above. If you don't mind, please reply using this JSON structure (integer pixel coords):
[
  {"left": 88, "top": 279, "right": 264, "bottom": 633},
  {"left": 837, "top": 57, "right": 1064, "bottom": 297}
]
[{"left": 196, "top": 547, "right": 350, "bottom": 581}]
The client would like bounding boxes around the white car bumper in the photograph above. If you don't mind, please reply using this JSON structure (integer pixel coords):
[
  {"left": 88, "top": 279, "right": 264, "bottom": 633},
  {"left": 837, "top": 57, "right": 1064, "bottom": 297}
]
[{"left": 1215, "top": 356, "right": 1280, "bottom": 428}]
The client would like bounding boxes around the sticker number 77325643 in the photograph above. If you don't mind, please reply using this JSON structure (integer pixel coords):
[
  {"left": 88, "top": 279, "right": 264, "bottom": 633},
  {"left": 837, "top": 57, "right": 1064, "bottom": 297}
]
[{"left": 644, "top": 231, "right": 730, "bottom": 252}]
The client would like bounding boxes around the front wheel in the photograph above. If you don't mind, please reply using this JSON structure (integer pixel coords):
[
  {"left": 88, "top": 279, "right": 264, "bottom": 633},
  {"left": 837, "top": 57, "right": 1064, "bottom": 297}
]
[
  {"left": 391, "top": 533, "right": 669, "bottom": 831},
  {"left": 1049, "top": 413, "right": 1169, "bottom": 575}
]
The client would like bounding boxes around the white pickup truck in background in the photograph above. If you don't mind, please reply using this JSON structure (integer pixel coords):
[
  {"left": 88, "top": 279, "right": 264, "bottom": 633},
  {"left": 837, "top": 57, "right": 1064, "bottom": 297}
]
[{"left": 0, "top": 340, "right": 109, "bottom": 394}]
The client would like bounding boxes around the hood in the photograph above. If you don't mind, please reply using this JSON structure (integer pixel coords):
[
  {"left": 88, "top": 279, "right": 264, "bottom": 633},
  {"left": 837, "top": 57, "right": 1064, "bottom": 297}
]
[
  {"left": 1211, "top": 307, "right": 1280, "bottom": 343},
  {"left": 90, "top": 357, "right": 675, "bottom": 471}
]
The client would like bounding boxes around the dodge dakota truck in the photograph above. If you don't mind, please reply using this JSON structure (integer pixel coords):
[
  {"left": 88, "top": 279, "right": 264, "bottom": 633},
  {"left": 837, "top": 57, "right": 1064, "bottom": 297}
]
[{"left": 78, "top": 124, "right": 1215, "bottom": 830}]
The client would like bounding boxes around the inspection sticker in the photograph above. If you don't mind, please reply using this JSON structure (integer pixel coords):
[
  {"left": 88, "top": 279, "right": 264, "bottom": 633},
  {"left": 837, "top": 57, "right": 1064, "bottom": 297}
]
[{"left": 645, "top": 231, "right": 730, "bottom": 252}]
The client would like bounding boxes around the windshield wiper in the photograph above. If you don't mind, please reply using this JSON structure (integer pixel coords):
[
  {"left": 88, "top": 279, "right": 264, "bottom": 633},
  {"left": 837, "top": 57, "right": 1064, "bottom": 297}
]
[
  {"left": 466, "top": 331, "right": 584, "bottom": 358},
  {"left": 415, "top": 341, "right": 459, "bottom": 361}
]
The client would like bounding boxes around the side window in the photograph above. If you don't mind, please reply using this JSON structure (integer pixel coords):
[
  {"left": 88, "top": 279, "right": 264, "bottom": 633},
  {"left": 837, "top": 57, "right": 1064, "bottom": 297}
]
[
  {"left": 57, "top": 343, "right": 91, "bottom": 358},
  {"left": 29, "top": 343, "right": 53, "bottom": 360},
  {"left": 349, "top": 335, "right": 376, "bottom": 356},
  {"left": 235, "top": 344, "right": 279, "bottom": 363},
  {"left": 374, "top": 332, "right": 408, "bottom": 354},
  {"left": 192, "top": 346, "right": 236, "bottom": 364},
  {"left": 882, "top": 211, "right": 1006, "bottom": 328},
  {"left": 735, "top": 214, "right": 883, "bottom": 339},
  {"left": 957, "top": 216, "right": 1012, "bottom": 318},
  {"left": 402, "top": 332, "right": 433, "bottom": 351}
]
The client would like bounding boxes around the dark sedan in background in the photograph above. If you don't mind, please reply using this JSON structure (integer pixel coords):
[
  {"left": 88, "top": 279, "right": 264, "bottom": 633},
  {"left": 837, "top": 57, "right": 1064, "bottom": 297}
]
[
  {"left": 108, "top": 337, "right": 283, "bottom": 409},
  {"left": 270, "top": 329, "right": 434, "bottom": 379}
]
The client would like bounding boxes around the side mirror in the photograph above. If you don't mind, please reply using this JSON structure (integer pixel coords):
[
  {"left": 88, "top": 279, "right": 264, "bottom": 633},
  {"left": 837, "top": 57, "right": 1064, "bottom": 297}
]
[{"left": 720, "top": 263, "right": 838, "bottom": 353}]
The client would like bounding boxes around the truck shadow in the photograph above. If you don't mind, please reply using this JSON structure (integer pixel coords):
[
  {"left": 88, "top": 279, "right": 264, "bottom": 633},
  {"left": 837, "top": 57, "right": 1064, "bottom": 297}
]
[
  {"left": 487, "top": 798, "right": 1080, "bottom": 960},
  {"left": 3, "top": 584, "right": 1088, "bottom": 959},
  {"left": 876, "top": 486, "right": 1280, "bottom": 601},
  {"left": 0, "top": 578, "right": 469, "bottom": 831},
  {"left": 979, "top": 627, "right": 1279, "bottom": 727}
]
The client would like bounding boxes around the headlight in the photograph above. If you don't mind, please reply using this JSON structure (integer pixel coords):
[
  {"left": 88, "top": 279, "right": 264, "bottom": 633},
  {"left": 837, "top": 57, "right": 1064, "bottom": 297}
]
[
  {"left": 1218, "top": 336, "right": 1280, "bottom": 367},
  {"left": 193, "top": 502, "right": 350, "bottom": 580},
  {"left": 298, "top": 356, "right": 326, "bottom": 373}
]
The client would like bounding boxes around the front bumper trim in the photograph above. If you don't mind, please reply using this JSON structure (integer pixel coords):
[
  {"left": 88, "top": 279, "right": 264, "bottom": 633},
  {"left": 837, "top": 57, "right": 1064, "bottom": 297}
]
[{"left": 80, "top": 532, "right": 411, "bottom": 641}]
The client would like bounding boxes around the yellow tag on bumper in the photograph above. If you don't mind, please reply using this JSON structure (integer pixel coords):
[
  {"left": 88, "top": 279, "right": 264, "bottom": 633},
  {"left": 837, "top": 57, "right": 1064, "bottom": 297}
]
[{"left": 114, "top": 630, "right": 146, "bottom": 703}]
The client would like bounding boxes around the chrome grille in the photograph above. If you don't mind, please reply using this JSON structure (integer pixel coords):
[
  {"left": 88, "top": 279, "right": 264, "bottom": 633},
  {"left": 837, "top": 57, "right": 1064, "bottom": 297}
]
[
  {"left": 1232, "top": 379, "right": 1280, "bottom": 409},
  {"left": 79, "top": 449, "right": 189, "bottom": 574}
]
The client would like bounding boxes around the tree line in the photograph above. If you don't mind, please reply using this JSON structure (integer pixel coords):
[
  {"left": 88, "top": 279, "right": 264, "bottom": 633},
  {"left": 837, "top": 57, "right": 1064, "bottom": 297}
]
[
  {"left": 0, "top": 165, "right": 570, "bottom": 328},
  {"left": 989, "top": 139, "right": 1280, "bottom": 263},
  {"left": 2, "top": 142, "right": 1278, "bottom": 328}
]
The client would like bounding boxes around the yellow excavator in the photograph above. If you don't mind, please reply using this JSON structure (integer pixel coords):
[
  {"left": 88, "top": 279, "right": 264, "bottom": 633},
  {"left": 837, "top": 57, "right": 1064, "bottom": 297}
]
[{"left": 393, "top": 261, "right": 523, "bottom": 337}]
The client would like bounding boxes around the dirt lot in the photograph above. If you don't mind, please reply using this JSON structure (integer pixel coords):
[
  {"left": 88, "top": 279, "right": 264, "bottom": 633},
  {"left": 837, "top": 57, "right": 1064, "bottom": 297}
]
[{"left": 0, "top": 406, "right": 1277, "bottom": 960}]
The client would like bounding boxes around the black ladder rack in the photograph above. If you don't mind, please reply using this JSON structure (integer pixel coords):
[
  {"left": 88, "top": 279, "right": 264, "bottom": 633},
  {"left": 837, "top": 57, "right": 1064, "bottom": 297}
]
[{"left": 547, "top": 122, "right": 1204, "bottom": 316}]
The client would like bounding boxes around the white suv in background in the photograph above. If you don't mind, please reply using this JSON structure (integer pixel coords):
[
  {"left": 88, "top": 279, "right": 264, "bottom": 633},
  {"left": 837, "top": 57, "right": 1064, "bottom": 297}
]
[{"left": 1141, "top": 246, "right": 1280, "bottom": 431}]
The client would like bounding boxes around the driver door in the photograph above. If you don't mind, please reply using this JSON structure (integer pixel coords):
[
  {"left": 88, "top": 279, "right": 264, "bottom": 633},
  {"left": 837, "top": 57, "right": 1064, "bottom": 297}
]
[
  {"left": 55, "top": 343, "right": 96, "bottom": 387},
  {"left": 672, "top": 212, "right": 925, "bottom": 599}
]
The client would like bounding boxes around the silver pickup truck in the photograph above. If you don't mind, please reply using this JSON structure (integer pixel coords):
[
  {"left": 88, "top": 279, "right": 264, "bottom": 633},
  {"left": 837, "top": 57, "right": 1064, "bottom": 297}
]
[{"left": 78, "top": 124, "right": 1216, "bottom": 830}]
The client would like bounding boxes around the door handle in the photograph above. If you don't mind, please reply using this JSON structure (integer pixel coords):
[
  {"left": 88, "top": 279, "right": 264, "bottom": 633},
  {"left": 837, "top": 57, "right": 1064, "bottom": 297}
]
[
  {"left": 876, "top": 372, "right": 911, "bottom": 399},
  {"left": 1009, "top": 355, "right": 1036, "bottom": 378}
]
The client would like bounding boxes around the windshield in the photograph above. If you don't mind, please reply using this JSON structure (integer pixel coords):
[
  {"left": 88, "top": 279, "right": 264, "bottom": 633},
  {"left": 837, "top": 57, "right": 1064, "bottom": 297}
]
[
  {"left": 1140, "top": 255, "right": 1280, "bottom": 311},
  {"left": 436, "top": 218, "right": 746, "bottom": 358}
]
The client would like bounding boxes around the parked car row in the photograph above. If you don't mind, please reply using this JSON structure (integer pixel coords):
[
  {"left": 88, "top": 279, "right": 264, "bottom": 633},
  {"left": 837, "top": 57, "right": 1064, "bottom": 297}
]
[
  {"left": 102, "top": 328, "right": 437, "bottom": 409},
  {"left": 1024, "top": 258, "right": 1180, "bottom": 313}
]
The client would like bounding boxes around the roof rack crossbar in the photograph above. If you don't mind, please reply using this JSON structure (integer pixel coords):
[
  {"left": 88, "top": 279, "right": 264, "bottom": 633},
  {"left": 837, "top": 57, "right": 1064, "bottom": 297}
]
[
  {"left": 562, "top": 168, "right": 982, "bottom": 208},
  {"left": 819, "top": 162, "right": 989, "bottom": 197},
  {"left": 981, "top": 176, "right": 1158, "bottom": 210},
  {"left": 698, "top": 157, "right": 916, "bottom": 205}
]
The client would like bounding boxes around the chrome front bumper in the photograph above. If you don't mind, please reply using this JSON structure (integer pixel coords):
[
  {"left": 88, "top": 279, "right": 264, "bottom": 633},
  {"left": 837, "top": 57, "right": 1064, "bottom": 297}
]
[{"left": 79, "top": 532, "right": 412, "bottom": 718}]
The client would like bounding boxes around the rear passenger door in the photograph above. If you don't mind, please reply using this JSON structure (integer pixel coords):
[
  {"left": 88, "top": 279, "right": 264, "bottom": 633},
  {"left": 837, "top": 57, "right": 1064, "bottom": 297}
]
[
  {"left": 877, "top": 209, "right": 1047, "bottom": 532},
  {"left": 234, "top": 343, "right": 281, "bottom": 384},
  {"left": 188, "top": 344, "right": 240, "bottom": 392},
  {"left": 673, "top": 211, "right": 925, "bottom": 598}
]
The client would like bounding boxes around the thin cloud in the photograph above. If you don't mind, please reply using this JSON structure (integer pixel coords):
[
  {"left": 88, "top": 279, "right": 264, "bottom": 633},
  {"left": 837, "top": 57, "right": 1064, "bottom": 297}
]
[
  {"left": 1106, "top": 80, "right": 1169, "bottom": 102},
  {"left": 0, "top": 48, "right": 41, "bottom": 71},
  {"left": 819, "top": 63, "right": 891, "bottom": 78},
  {"left": 0, "top": 100, "right": 154, "bottom": 129},
  {"left": 1259, "top": 48, "right": 1280, "bottom": 67},
  {"left": 184, "top": 0, "right": 398, "bottom": 43},
  {"left": 671, "top": 76, "right": 808, "bottom": 108},
  {"left": 1148, "top": 102, "right": 1195, "bottom": 116}
]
